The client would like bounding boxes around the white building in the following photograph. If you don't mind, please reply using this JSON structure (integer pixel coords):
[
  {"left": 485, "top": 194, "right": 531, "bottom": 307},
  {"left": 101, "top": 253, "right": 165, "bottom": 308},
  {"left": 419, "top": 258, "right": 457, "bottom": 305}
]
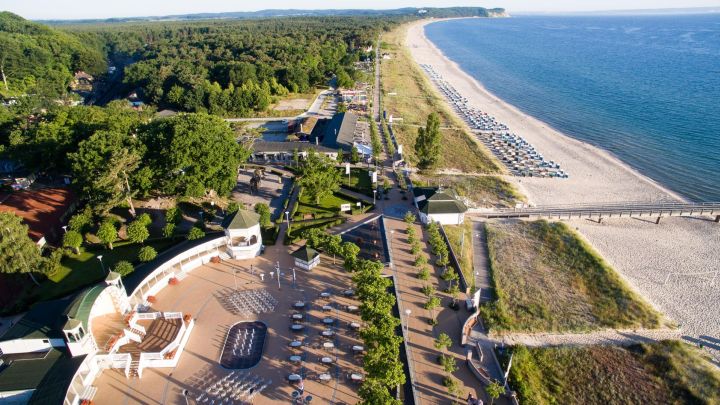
[
  {"left": 412, "top": 187, "right": 468, "bottom": 225},
  {"left": 223, "top": 209, "right": 263, "bottom": 260},
  {"left": 291, "top": 246, "right": 321, "bottom": 270}
]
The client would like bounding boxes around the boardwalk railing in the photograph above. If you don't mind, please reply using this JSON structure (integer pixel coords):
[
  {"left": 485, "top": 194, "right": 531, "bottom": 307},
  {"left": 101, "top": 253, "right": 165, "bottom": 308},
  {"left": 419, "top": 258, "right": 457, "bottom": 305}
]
[{"left": 471, "top": 201, "right": 720, "bottom": 222}]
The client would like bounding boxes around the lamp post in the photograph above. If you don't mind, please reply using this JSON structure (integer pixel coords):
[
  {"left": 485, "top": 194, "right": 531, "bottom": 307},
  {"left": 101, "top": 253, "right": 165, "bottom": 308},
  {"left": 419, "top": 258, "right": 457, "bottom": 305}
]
[
  {"left": 276, "top": 261, "right": 281, "bottom": 289},
  {"left": 97, "top": 255, "right": 106, "bottom": 275},
  {"left": 182, "top": 389, "right": 190, "bottom": 405},
  {"left": 61, "top": 225, "right": 67, "bottom": 234},
  {"left": 404, "top": 308, "right": 412, "bottom": 338},
  {"left": 373, "top": 189, "right": 377, "bottom": 205},
  {"left": 285, "top": 211, "right": 290, "bottom": 229}
]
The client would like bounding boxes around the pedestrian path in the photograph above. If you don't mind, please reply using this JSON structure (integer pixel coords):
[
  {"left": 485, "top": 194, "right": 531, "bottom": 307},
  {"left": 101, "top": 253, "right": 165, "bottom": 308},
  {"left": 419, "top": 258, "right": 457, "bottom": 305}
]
[{"left": 471, "top": 221, "right": 494, "bottom": 303}]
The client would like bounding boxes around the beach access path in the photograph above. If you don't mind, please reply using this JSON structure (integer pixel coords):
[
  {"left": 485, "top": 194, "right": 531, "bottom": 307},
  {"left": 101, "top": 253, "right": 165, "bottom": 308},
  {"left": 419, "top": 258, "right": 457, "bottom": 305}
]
[{"left": 405, "top": 19, "right": 720, "bottom": 364}]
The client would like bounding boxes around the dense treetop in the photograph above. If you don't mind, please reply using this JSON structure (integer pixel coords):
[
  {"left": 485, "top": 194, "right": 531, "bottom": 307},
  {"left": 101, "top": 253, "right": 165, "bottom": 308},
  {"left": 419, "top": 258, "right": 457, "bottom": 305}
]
[{"left": 0, "top": 12, "right": 106, "bottom": 98}]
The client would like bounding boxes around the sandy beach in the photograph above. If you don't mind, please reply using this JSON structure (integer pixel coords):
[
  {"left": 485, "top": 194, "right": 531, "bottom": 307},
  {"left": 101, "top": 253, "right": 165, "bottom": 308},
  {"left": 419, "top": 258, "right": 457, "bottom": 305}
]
[{"left": 405, "top": 19, "right": 720, "bottom": 361}]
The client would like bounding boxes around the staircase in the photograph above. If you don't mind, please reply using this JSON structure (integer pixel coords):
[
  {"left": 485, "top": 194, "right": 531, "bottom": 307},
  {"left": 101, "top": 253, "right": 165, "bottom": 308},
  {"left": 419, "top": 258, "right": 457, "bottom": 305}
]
[{"left": 128, "top": 360, "right": 140, "bottom": 378}]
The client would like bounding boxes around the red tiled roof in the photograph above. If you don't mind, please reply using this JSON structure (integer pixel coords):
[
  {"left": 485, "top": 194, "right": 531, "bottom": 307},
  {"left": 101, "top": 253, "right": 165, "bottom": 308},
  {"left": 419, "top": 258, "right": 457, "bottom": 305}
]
[{"left": 0, "top": 188, "right": 77, "bottom": 242}]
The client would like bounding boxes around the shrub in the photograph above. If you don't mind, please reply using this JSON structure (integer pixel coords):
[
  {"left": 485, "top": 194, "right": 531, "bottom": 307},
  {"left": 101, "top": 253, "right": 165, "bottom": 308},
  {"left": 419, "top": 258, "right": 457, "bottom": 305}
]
[
  {"left": 138, "top": 246, "right": 157, "bottom": 262},
  {"left": 227, "top": 202, "right": 240, "bottom": 214},
  {"left": 414, "top": 255, "right": 428, "bottom": 267},
  {"left": 126, "top": 220, "right": 150, "bottom": 244},
  {"left": 440, "top": 354, "right": 458, "bottom": 373},
  {"left": 410, "top": 242, "right": 422, "bottom": 255},
  {"left": 136, "top": 213, "right": 152, "bottom": 227},
  {"left": 97, "top": 220, "right": 117, "bottom": 249},
  {"left": 165, "top": 207, "right": 182, "bottom": 224},
  {"left": 254, "top": 203, "right": 272, "bottom": 228},
  {"left": 187, "top": 226, "right": 205, "bottom": 240},
  {"left": 420, "top": 284, "right": 436, "bottom": 297},
  {"left": 417, "top": 267, "right": 430, "bottom": 280},
  {"left": 63, "top": 230, "right": 83, "bottom": 254},
  {"left": 163, "top": 223, "right": 176, "bottom": 238},
  {"left": 68, "top": 207, "right": 93, "bottom": 233},
  {"left": 114, "top": 261, "right": 134, "bottom": 276},
  {"left": 404, "top": 211, "right": 416, "bottom": 224}
]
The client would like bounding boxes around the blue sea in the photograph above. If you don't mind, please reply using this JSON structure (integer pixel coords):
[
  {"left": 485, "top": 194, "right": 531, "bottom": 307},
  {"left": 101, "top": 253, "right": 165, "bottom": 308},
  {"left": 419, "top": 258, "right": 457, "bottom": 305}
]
[{"left": 425, "top": 14, "right": 720, "bottom": 202}]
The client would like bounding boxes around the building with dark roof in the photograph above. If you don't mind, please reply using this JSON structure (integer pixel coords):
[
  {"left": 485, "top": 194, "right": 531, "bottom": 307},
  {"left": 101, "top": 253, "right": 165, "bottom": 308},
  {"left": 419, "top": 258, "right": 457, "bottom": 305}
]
[
  {"left": 291, "top": 246, "right": 320, "bottom": 270},
  {"left": 412, "top": 187, "right": 468, "bottom": 225},
  {"left": 249, "top": 112, "right": 372, "bottom": 163}
]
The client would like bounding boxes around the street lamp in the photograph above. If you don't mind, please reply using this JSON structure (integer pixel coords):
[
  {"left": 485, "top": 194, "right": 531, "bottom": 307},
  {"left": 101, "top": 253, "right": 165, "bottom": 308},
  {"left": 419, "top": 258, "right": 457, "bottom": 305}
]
[
  {"left": 276, "top": 261, "right": 281, "bottom": 289},
  {"left": 373, "top": 189, "right": 377, "bottom": 205},
  {"left": 182, "top": 389, "right": 190, "bottom": 405},
  {"left": 61, "top": 225, "right": 67, "bottom": 233},
  {"left": 285, "top": 211, "right": 290, "bottom": 229},
  {"left": 404, "top": 308, "right": 412, "bottom": 337},
  {"left": 97, "top": 255, "right": 106, "bottom": 274}
]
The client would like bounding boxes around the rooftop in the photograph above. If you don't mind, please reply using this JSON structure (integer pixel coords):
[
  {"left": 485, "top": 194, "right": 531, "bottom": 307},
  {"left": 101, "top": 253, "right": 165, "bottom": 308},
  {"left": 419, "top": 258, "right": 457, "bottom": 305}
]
[
  {"left": 223, "top": 209, "right": 261, "bottom": 230},
  {"left": 252, "top": 140, "right": 336, "bottom": 154},
  {"left": 311, "top": 112, "right": 358, "bottom": 151},
  {"left": 413, "top": 187, "right": 468, "bottom": 215},
  {"left": 290, "top": 246, "right": 320, "bottom": 262}
]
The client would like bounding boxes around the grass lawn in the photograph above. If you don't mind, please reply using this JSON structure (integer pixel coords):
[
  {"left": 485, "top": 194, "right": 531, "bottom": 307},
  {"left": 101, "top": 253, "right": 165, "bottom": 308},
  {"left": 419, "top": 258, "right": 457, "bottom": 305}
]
[
  {"left": 443, "top": 218, "right": 475, "bottom": 291},
  {"left": 504, "top": 341, "right": 720, "bottom": 405},
  {"left": 413, "top": 173, "right": 524, "bottom": 208},
  {"left": 482, "top": 220, "right": 663, "bottom": 333},
  {"left": 293, "top": 191, "right": 359, "bottom": 220},
  {"left": 381, "top": 26, "right": 500, "bottom": 174},
  {"left": 36, "top": 238, "right": 181, "bottom": 303},
  {"left": 285, "top": 217, "right": 344, "bottom": 245},
  {"left": 340, "top": 167, "right": 374, "bottom": 195}
]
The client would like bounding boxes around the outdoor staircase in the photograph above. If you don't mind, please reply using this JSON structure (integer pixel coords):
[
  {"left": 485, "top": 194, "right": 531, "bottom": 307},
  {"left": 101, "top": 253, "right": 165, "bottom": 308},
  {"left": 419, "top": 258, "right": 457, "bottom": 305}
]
[{"left": 128, "top": 360, "right": 140, "bottom": 378}]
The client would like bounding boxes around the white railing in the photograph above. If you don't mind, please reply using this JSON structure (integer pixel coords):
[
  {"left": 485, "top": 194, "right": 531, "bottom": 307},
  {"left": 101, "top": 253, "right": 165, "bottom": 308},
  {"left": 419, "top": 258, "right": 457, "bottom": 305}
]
[
  {"left": 129, "top": 237, "right": 226, "bottom": 305},
  {"left": 163, "top": 312, "right": 183, "bottom": 319},
  {"left": 136, "top": 312, "right": 159, "bottom": 320},
  {"left": 123, "top": 329, "right": 142, "bottom": 343}
]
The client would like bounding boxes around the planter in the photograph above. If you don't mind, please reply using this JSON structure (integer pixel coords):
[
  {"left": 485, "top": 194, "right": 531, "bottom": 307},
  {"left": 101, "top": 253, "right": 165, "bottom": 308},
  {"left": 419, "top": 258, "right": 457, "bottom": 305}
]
[
  {"left": 183, "top": 313, "right": 192, "bottom": 323},
  {"left": 168, "top": 277, "right": 179, "bottom": 286},
  {"left": 210, "top": 256, "right": 221, "bottom": 264},
  {"left": 147, "top": 295, "right": 157, "bottom": 304}
]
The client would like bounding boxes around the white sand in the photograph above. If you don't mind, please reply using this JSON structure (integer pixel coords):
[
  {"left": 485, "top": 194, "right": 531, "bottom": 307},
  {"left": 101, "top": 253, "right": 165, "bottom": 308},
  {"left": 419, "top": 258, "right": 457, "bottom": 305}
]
[{"left": 405, "top": 19, "right": 720, "bottom": 360}]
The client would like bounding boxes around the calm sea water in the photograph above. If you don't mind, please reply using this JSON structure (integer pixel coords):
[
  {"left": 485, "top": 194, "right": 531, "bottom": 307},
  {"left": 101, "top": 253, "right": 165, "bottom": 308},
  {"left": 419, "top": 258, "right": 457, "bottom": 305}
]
[{"left": 425, "top": 15, "right": 720, "bottom": 202}]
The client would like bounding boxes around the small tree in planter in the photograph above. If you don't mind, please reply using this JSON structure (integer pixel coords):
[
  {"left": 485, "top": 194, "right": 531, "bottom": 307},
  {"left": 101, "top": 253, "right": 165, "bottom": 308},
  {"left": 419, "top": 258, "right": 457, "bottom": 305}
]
[
  {"left": 485, "top": 380, "right": 505, "bottom": 405},
  {"left": 403, "top": 211, "right": 416, "bottom": 224},
  {"left": 424, "top": 296, "right": 441, "bottom": 325},
  {"left": 420, "top": 284, "right": 436, "bottom": 297},
  {"left": 414, "top": 255, "right": 428, "bottom": 267},
  {"left": 410, "top": 241, "right": 422, "bottom": 255},
  {"left": 417, "top": 266, "right": 431, "bottom": 280},
  {"left": 443, "top": 376, "right": 463, "bottom": 403},
  {"left": 440, "top": 354, "right": 457, "bottom": 373},
  {"left": 447, "top": 284, "right": 461, "bottom": 310},
  {"left": 434, "top": 332, "right": 452, "bottom": 353}
]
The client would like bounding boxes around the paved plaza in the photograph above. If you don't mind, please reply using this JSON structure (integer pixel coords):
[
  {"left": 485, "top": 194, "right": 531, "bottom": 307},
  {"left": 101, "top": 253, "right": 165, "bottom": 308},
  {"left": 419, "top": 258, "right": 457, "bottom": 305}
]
[{"left": 92, "top": 248, "right": 366, "bottom": 405}]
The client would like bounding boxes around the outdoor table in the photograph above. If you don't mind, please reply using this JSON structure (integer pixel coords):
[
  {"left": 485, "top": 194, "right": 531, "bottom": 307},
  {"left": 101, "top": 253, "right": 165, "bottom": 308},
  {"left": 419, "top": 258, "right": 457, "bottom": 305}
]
[
  {"left": 352, "top": 345, "right": 364, "bottom": 352},
  {"left": 323, "top": 342, "right": 335, "bottom": 349},
  {"left": 290, "top": 340, "right": 302, "bottom": 348},
  {"left": 321, "top": 356, "right": 333, "bottom": 364},
  {"left": 350, "top": 373, "right": 363, "bottom": 381},
  {"left": 321, "top": 330, "right": 334, "bottom": 337},
  {"left": 322, "top": 318, "right": 334, "bottom": 325},
  {"left": 291, "top": 324, "right": 304, "bottom": 331},
  {"left": 320, "top": 292, "right": 331, "bottom": 298},
  {"left": 289, "top": 355, "right": 302, "bottom": 363},
  {"left": 349, "top": 322, "right": 361, "bottom": 330},
  {"left": 293, "top": 301, "right": 306, "bottom": 309},
  {"left": 346, "top": 305, "right": 358, "bottom": 312},
  {"left": 288, "top": 374, "right": 302, "bottom": 382},
  {"left": 319, "top": 373, "right": 332, "bottom": 381},
  {"left": 322, "top": 305, "right": 333, "bottom": 312}
]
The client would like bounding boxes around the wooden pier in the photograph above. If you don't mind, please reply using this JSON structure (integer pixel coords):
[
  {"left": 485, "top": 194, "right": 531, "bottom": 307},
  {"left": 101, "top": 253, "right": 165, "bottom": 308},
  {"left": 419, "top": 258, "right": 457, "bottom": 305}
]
[{"left": 471, "top": 201, "right": 720, "bottom": 224}]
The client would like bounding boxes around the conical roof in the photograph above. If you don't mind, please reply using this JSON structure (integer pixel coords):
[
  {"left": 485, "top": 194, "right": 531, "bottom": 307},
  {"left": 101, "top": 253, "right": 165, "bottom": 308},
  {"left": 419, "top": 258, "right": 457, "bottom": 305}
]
[{"left": 224, "top": 209, "right": 260, "bottom": 230}]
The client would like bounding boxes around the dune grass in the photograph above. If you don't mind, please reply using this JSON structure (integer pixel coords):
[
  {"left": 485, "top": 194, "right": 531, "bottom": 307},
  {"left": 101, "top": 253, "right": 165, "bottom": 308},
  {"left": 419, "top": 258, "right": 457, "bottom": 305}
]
[
  {"left": 443, "top": 218, "right": 475, "bottom": 291},
  {"left": 381, "top": 25, "right": 500, "bottom": 174},
  {"left": 412, "top": 173, "right": 524, "bottom": 208},
  {"left": 504, "top": 341, "right": 720, "bottom": 405},
  {"left": 482, "top": 220, "right": 663, "bottom": 333}
]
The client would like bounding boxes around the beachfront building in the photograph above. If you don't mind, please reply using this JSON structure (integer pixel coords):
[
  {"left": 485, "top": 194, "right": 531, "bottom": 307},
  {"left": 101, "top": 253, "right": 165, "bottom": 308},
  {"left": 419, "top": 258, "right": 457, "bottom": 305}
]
[
  {"left": 412, "top": 187, "right": 468, "bottom": 225},
  {"left": 249, "top": 112, "right": 372, "bottom": 163},
  {"left": 291, "top": 246, "right": 321, "bottom": 270},
  {"left": 223, "top": 209, "right": 263, "bottom": 260},
  {"left": 0, "top": 273, "right": 194, "bottom": 404}
]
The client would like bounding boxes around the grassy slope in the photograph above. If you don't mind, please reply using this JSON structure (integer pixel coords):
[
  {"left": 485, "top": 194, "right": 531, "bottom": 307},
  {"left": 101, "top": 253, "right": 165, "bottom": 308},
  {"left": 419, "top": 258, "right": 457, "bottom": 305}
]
[
  {"left": 508, "top": 341, "right": 720, "bottom": 405},
  {"left": 443, "top": 218, "right": 475, "bottom": 291},
  {"left": 483, "top": 220, "right": 662, "bottom": 333},
  {"left": 412, "top": 173, "right": 524, "bottom": 208},
  {"left": 380, "top": 25, "right": 500, "bottom": 174}
]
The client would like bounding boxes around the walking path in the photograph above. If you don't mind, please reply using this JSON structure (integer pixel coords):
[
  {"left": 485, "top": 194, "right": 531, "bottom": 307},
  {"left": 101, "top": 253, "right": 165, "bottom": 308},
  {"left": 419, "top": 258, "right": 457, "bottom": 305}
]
[
  {"left": 481, "top": 327, "right": 683, "bottom": 348},
  {"left": 471, "top": 221, "right": 494, "bottom": 304}
]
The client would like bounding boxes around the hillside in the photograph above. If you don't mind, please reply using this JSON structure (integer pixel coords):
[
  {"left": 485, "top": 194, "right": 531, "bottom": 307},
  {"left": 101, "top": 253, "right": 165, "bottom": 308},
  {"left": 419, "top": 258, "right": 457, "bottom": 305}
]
[{"left": 0, "top": 12, "right": 106, "bottom": 98}]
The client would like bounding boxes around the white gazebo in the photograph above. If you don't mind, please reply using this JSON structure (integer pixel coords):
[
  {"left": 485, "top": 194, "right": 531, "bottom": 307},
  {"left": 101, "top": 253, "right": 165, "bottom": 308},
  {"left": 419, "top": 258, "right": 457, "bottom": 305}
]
[
  {"left": 291, "top": 246, "right": 321, "bottom": 270},
  {"left": 223, "top": 209, "right": 263, "bottom": 260}
]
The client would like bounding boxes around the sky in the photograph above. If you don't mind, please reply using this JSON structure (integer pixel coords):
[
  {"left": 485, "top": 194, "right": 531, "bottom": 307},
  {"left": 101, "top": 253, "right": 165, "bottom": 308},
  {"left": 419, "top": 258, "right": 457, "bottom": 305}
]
[{"left": 3, "top": 0, "right": 719, "bottom": 20}]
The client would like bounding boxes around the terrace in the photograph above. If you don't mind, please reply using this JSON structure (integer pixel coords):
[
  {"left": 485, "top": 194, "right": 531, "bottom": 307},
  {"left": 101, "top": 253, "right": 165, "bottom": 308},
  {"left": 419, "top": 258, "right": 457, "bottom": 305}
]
[{"left": 91, "top": 250, "right": 366, "bottom": 404}]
